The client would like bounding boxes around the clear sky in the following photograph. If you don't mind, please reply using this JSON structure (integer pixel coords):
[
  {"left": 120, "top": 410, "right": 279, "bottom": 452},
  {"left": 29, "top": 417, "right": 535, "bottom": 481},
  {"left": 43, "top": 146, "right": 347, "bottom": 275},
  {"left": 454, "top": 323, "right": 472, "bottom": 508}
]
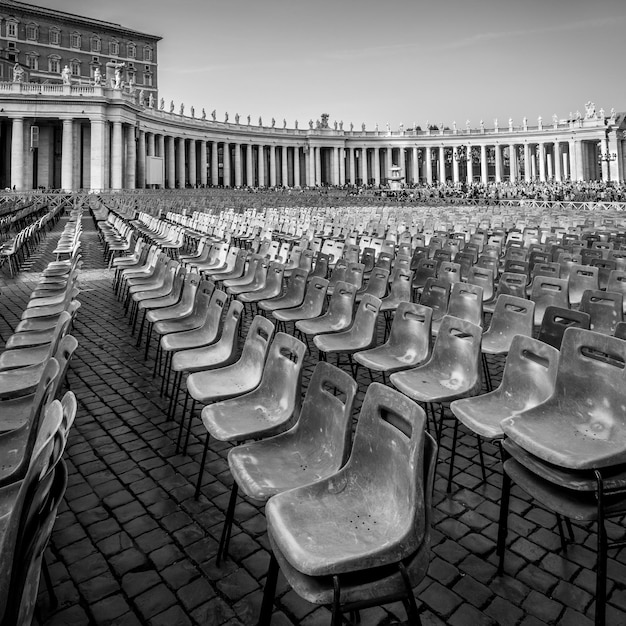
[{"left": 32, "top": 0, "right": 626, "bottom": 130}]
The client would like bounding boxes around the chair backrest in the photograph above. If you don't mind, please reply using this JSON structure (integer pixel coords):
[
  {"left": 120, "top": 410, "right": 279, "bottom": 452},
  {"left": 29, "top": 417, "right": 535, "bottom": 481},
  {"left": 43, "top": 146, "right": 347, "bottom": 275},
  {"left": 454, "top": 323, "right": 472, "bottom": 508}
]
[
  {"left": 385, "top": 268, "right": 412, "bottom": 303},
  {"left": 412, "top": 258, "right": 437, "bottom": 288},
  {"left": 239, "top": 315, "right": 275, "bottom": 371},
  {"left": 437, "top": 261, "right": 462, "bottom": 286},
  {"left": 385, "top": 302, "right": 433, "bottom": 365},
  {"left": 420, "top": 278, "right": 450, "bottom": 321},
  {"left": 309, "top": 252, "right": 329, "bottom": 280},
  {"left": 607, "top": 270, "right": 626, "bottom": 303},
  {"left": 568, "top": 264, "right": 599, "bottom": 306},
  {"left": 579, "top": 289, "right": 623, "bottom": 335},
  {"left": 345, "top": 262, "right": 365, "bottom": 290},
  {"left": 484, "top": 294, "right": 534, "bottom": 347},
  {"left": 496, "top": 271, "right": 528, "bottom": 300},
  {"left": 537, "top": 305, "right": 590, "bottom": 349},
  {"left": 614, "top": 321, "right": 626, "bottom": 340},
  {"left": 360, "top": 268, "right": 389, "bottom": 298},
  {"left": 467, "top": 266, "right": 494, "bottom": 302},
  {"left": 447, "top": 282, "right": 483, "bottom": 327},
  {"left": 350, "top": 294, "right": 382, "bottom": 339},
  {"left": 324, "top": 280, "right": 357, "bottom": 321},
  {"left": 530, "top": 276, "right": 570, "bottom": 326}
]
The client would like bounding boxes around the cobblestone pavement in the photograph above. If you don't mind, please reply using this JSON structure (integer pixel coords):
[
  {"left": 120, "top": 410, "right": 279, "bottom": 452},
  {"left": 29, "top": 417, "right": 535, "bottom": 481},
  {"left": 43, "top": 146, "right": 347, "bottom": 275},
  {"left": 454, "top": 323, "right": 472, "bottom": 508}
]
[{"left": 1, "top": 213, "right": 626, "bottom": 626}]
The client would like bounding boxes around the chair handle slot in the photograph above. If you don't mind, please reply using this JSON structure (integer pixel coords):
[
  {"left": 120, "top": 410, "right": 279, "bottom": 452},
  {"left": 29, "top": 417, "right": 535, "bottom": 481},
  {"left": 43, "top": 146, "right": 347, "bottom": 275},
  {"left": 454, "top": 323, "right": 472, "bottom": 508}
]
[
  {"left": 380, "top": 407, "right": 412, "bottom": 439},
  {"left": 580, "top": 346, "right": 625, "bottom": 369},
  {"left": 280, "top": 347, "right": 299, "bottom": 364},
  {"left": 504, "top": 304, "right": 527, "bottom": 314},
  {"left": 449, "top": 328, "right": 473, "bottom": 340},
  {"left": 257, "top": 327, "right": 269, "bottom": 340},
  {"left": 322, "top": 380, "right": 348, "bottom": 404},
  {"left": 521, "top": 349, "right": 551, "bottom": 368},
  {"left": 404, "top": 311, "right": 427, "bottom": 322}
]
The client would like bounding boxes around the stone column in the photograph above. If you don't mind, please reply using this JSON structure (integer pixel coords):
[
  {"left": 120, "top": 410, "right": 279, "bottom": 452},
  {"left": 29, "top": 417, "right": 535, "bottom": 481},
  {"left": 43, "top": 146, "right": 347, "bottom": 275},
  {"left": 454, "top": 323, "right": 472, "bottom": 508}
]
[
  {"left": 373, "top": 148, "right": 380, "bottom": 186},
  {"left": 157, "top": 135, "right": 165, "bottom": 188},
  {"left": 538, "top": 143, "right": 546, "bottom": 181},
  {"left": 10, "top": 117, "right": 26, "bottom": 190},
  {"left": 524, "top": 144, "right": 532, "bottom": 182},
  {"left": 211, "top": 142, "right": 219, "bottom": 186},
  {"left": 293, "top": 147, "right": 300, "bottom": 187},
  {"left": 466, "top": 148, "right": 473, "bottom": 184},
  {"left": 147, "top": 133, "right": 155, "bottom": 156},
  {"left": 137, "top": 130, "right": 146, "bottom": 189},
  {"left": 177, "top": 136, "right": 186, "bottom": 187},
  {"left": 61, "top": 118, "right": 75, "bottom": 191},
  {"left": 452, "top": 148, "right": 460, "bottom": 184},
  {"left": 167, "top": 136, "right": 176, "bottom": 189},
  {"left": 494, "top": 145, "right": 502, "bottom": 183},
  {"left": 258, "top": 145, "right": 266, "bottom": 187},
  {"left": 111, "top": 121, "right": 123, "bottom": 190},
  {"left": 480, "top": 144, "right": 488, "bottom": 184},
  {"left": 361, "top": 148, "right": 368, "bottom": 185},
  {"left": 270, "top": 145, "right": 277, "bottom": 186},
  {"left": 399, "top": 147, "right": 406, "bottom": 183},
  {"left": 90, "top": 118, "right": 106, "bottom": 191},
  {"left": 281, "top": 146, "right": 289, "bottom": 187},
  {"left": 199, "top": 140, "right": 208, "bottom": 187},
  {"left": 509, "top": 145, "right": 517, "bottom": 182},
  {"left": 223, "top": 142, "right": 231, "bottom": 187},
  {"left": 553, "top": 141, "right": 561, "bottom": 182},
  {"left": 349, "top": 148, "right": 356, "bottom": 185},
  {"left": 234, "top": 143, "right": 242, "bottom": 187},
  {"left": 125, "top": 125, "right": 136, "bottom": 189},
  {"left": 333, "top": 146, "right": 340, "bottom": 185},
  {"left": 188, "top": 139, "right": 197, "bottom": 187},
  {"left": 339, "top": 147, "right": 346, "bottom": 186},
  {"left": 439, "top": 145, "right": 446, "bottom": 183},
  {"left": 426, "top": 147, "right": 433, "bottom": 184},
  {"left": 385, "top": 147, "right": 392, "bottom": 183},
  {"left": 412, "top": 147, "right": 419, "bottom": 184},
  {"left": 315, "top": 147, "right": 322, "bottom": 186},
  {"left": 304, "top": 148, "right": 311, "bottom": 186},
  {"left": 246, "top": 144, "right": 254, "bottom": 187}
]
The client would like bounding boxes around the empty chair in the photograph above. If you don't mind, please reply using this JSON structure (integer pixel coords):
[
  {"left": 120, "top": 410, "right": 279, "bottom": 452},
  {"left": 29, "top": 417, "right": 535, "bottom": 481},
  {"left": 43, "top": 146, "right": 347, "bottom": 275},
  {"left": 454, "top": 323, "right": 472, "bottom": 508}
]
[
  {"left": 218, "top": 362, "right": 357, "bottom": 565},
  {"left": 448, "top": 335, "right": 559, "bottom": 493},
  {"left": 314, "top": 295, "right": 382, "bottom": 375},
  {"left": 272, "top": 277, "right": 329, "bottom": 333},
  {"left": 196, "top": 332, "right": 306, "bottom": 498},
  {"left": 568, "top": 264, "right": 599, "bottom": 307},
  {"left": 237, "top": 261, "right": 285, "bottom": 317},
  {"left": 308, "top": 252, "right": 330, "bottom": 281},
  {"left": 432, "top": 281, "right": 483, "bottom": 335},
  {"left": 354, "top": 302, "right": 432, "bottom": 383},
  {"left": 419, "top": 277, "right": 450, "bottom": 329},
  {"left": 537, "top": 305, "right": 591, "bottom": 349},
  {"left": 579, "top": 289, "right": 623, "bottom": 335},
  {"left": 529, "top": 276, "right": 570, "bottom": 327},
  {"left": 484, "top": 271, "right": 527, "bottom": 314},
  {"left": 390, "top": 315, "right": 482, "bottom": 442},
  {"left": 607, "top": 270, "right": 626, "bottom": 315},
  {"left": 258, "top": 383, "right": 435, "bottom": 626},
  {"left": 591, "top": 258, "right": 617, "bottom": 291},
  {"left": 355, "top": 267, "right": 388, "bottom": 302},
  {"left": 497, "top": 328, "right": 626, "bottom": 626},
  {"left": 226, "top": 256, "right": 269, "bottom": 297},
  {"left": 467, "top": 266, "right": 494, "bottom": 303},
  {"left": 206, "top": 247, "right": 248, "bottom": 282},
  {"left": 437, "top": 261, "right": 462, "bottom": 286},
  {"left": 258, "top": 268, "right": 308, "bottom": 316},
  {"left": 411, "top": 258, "right": 437, "bottom": 299}
]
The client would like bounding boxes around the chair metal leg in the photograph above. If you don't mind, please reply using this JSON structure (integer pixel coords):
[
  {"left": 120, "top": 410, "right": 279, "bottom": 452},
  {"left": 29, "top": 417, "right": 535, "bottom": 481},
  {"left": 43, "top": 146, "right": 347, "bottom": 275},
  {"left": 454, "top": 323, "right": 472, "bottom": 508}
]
[
  {"left": 497, "top": 471, "right": 511, "bottom": 573},
  {"left": 399, "top": 561, "right": 421, "bottom": 625},
  {"left": 42, "top": 552, "right": 58, "bottom": 609},
  {"left": 183, "top": 399, "right": 197, "bottom": 455},
  {"left": 595, "top": 470, "right": 607, "bottom": 626},
  {"left": 331, "top": 576, "right": 342, "bottom": 626},
  {"left": 168, "top": 371, "right": 182, "bottom": 421},
  {"left": 194, "top": 433, "right": 210, "bottom": 500},
  {"left": 257, "top": 553, "right": 279, "bottom": 626},
  {"left": 555, "top": 514, "right": 569, "bottom": 552},
  {"left": 476, "top": 434, "right": 487, "bottom": 482},
  {"left": 176, "top": 392, "right": 191, "bottom": 453},
  {"left": 216, "top": 481, "right": 239, "bottom": 565},
  {"left": 447, "top": 419, "right": 460, "bottom": 494}
]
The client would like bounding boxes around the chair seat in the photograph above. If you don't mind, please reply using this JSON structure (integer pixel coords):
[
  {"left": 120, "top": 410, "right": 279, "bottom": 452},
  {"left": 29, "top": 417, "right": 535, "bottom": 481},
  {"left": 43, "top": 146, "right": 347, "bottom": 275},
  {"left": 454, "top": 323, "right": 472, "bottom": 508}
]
[
  {"left": 160, "top": 324, "right": 219, "bottom": 352},
  {"left": 354, "top": 344, "right": 426, "bottom": 374},
  {"left": 0, "top": 393, "right": 36, "bottom": 433},
  {"left": 171, "top": 339, "right": 236, "bottom": 374},
  {"left": 391, "top": 364, "right": 480, "bottom": 404},
  {"left": 296, "top": 316, "right": 351, "bottom": 336},
  {"left": 0, "top": 363, "right": 45, "bottom": 400},
  {"left": 0, "top": 344, "right": 51, "bottom": 371},
  {"left": 313, "top": 330, "right": 374, "bottom": 355},
  {"left": 4, "top": 328, "right": 56, "bottom": 350}
]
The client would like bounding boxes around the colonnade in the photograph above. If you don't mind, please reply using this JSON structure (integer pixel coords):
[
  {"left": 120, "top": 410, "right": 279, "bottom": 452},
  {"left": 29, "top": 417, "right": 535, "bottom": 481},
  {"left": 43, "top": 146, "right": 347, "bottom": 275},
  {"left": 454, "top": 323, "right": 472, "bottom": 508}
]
[{"left": 1, "top": 90, "right": 624, "bottom": 191}]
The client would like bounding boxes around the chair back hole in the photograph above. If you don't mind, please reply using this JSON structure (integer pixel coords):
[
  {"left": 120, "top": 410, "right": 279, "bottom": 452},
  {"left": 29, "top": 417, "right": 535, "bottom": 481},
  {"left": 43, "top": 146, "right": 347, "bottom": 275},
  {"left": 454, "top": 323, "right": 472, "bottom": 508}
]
[
  {"left": 404, "top": 312, "right": 426, "bottom": 323},
  {"left": 380, "top": 407, "right": 412, "bottom": 439},
  {"left": 365, "top": 303, "right": 378, "bottom": 313},
  {"left": 521, "top": 349, "right": 550, "bottom": 369},
  {"left": 449, "top": 328, "right": 473, "bottom": 340},
  {"left": 280, "top": 347, "right": 299, "bottom": 364},
  {"left": 543, "top": 283, "right": 562, "bottom": 292},
  {"left": 257, "top": 327, "right": 268, "bottom": 340},
  {"left": 580, "top": 346, "right": 625, "bottom": 369},
  {"left": 322, "top": 380, "right": 347, "bottom": 405},
  {"left": 432, "top": 285, "right": 447, "bottom": 295},
  {"left": 505, "top": 304, "right": 527, "bottom": 314}
]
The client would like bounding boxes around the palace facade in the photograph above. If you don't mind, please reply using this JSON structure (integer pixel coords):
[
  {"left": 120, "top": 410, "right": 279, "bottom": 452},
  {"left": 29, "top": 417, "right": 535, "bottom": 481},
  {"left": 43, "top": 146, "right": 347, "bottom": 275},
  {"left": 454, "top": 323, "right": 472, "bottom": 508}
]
[{"left": 0, "top": 2, "right": 624, "bottom": 191}]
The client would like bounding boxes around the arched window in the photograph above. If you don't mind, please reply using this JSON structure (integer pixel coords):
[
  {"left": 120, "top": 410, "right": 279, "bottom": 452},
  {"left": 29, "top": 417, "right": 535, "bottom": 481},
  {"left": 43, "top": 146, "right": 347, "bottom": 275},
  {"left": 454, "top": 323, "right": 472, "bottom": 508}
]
[{"left": 26, "top": 53, "right": 39, "bottom": 70}]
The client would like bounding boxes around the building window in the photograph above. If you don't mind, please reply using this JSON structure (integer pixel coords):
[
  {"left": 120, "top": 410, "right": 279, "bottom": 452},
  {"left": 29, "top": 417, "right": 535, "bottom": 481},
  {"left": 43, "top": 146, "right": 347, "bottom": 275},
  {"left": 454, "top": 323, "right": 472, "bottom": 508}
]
[
  {"left": 143, "top": 72, "right": 152, "bottom": 87},
  {"left": 127, "top": 42, "right": 136, "bottom": 58},
  {"left": 26, "top": 23, "right": 38, "bottom": 41},
  {"left": 143, "top": 46, "right": 152, "bottom": 61},
  {"left": 7, "top": 41, "right": 16, "bottom": 50},
  {"left": 49, "top": 27, "right": 60, "bottom": 45},
  {"left": 48, "top": 55, "right": 61, "bottom": 74},
  {"left": 91, "top": 36, "right": 101, "bottom": 52},
  {"left": 26, "top": 53, "right": 39, "bottom": 70},
  {"left": 6, "top": 20, "right": 18, "bottom": 39},
  {"left": 70, "top": 59, "right": 81, "bottom": 75},
  {"left": 70, "top": 32, "right": 81, "bottom": 48},
  {"left": 109, "top": 39, "right": 119, "bottom": 56}
]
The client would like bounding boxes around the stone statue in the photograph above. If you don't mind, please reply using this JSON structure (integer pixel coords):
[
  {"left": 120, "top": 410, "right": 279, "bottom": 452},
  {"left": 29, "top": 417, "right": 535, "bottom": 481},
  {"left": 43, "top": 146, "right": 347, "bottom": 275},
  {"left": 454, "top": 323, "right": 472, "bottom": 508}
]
[
  {"left": 333, "top": 121, "right": 337, "bottom": 130},
  {"left": 375, "top": 123, "right": 379, "bottom": 132},
  {"left": 169, "top": 100, "right": 175, "bottom": 113},
  {"left": 235, "top": 113, "right": 240, "bottom": 124},
  {"left": 339, "top": 121, "right": 344, "bottom": 130},
  {"left": 128, "top": 77, "right": 136, "bottom": 94},
  {"left": 159, "top": 98, "right": 164, "bottom": 110},
  {"left": 211, "top": 109, "right": 216, "bottom": 121},
  {"left": 247, "top": 115, "right": 251, "bottom": 125},
  {"left": 316, "top": 119, "right": 321, "bottom": 129},
  {"left": 201, "top": 108, "right": 206, "bottom": 120},
  {"left": 452, "top": 121, "right": 457, "bottom": 132},
  {"left": 494, "top": 118, "right": 498, "bottom": 130},
  {"left": 523, "top": 116, "right": 528, "bottom": 129},
  {"left": 350, "top": 122, "right": 354, "bottom": 131},
  {"left": 552, "top": 113, "right": 558, "bottom": 126},
  {"left": 480, "top": 120, "right": 485, "bottom": 131},
  {"left": 599, "top": 107, "right": 605, "bottom": 119},
  {"left": 466, "top": 119, "right": 471, "bottom": 132},
  {"left": 295, "top": 120, "right": 298, "bottom": 129},
  {"left": 386, "top": 121, "right": 390, "bottom": 134},
  {"left": 113, "top": 62, "right": 125, "bottom": 89},
  {"left": 610, "top": 108, "right": 617, "bottom": 122},
  {"left": 575, "top": 110, "right": 582, "bottom": 121},
  {"left": 93, "top": 67, "right": 102, "bottom": 86},
  {"left": 585, "top": 101, "right": 596, "bottom": 119},
  {"left": 191, "top": 106, "right": 195, "bottom": 118},
  {"left": 283, "top": 118, "right": 287, "bottom": 128},
  {"left": 439, "top": 122, "right": 444, "bottom": 132},
  {"left": 180, "top": 103, "right": 184, "bottom": 116},
  {"left": 309, "top": 119, "right": 314, "bottom": 129},
  {"left": 224, "top": 112, "right": 229, "bottom": 122},
  {"left": 259, "top": 116, "right": 263, "bottom": 126},
  {"left": 138, "top": 89, "right": 145, "bottom": 106},
  {"left": 61, "top": 64, "right": 71, "bottom": 85},
  {"left": 361, "top": 122, "right": 366, "bottom": 131},
  {"left": 508, "top": 117, "right": 513, "bottom": 131},
  {"left": 271, "top": 117, "right": 276, "bottom": 128},
  {"left": 149, "top": 93, "right": 155, "bottom": 108},
  {"left": 425, "top": 120, "right": 429, "bottom": 132},
  {"left": 538, "top": 115, "right": 542, "bottom": 128}
]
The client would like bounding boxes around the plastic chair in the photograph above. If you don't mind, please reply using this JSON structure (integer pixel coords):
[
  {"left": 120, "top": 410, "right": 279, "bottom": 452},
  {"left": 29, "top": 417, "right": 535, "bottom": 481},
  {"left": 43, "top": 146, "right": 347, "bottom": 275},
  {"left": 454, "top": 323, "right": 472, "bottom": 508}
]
[
  {"left": 222, "top": 254, "right": 263, "bottom": 291},
  {"left": 168, "top": 299, "right": 243, "bottom": 422},
  {"left": 354, "top": 302, "right": 432, "bottom": 383},
  {"left": 218, "top": 362, "right": 357, "bottom": 565},
  {"left": 498, "top": 328, "right": 626, "bottom": 626},
  {"left": 537, "top": 305, "right": 590, "bottom": 349},
  {"left": 207, "top": 247, "right": 249, "bottom": 283},
  {"left": 197, "top": 332, "right": 306, "bottom": 499},
  {"left": 529, "top": 276, "right": 570, "bottom": 327},
  {"left": 380, "top": 268, "right": 413, "bottom": 337},
  {"left": 411, "top": 258, "right": 437, "bottom": 300},
  {"left": 308, "top": 252, "right": 330, "bottom": 281},
  {"left": 314, "top": 295, "right": 382, "bottom": 375},
  {"left": 390, "top": 315, "right": 482, "bottom": 442},
  {"left": 432, "top": 281, "right": 483, "bottom": 336},
  {"left": 607, "top": 270, "right": 626, "bottom": 315},
  {"left": 259, "top": 383, "right": 435, "bottom": 626},
  {"left": 449, "top": 336, "right": 559, "bottom": 493},
  {"left": 177, "top": 315, "right": 274, "bottom": 455},
  {"left": 467, "top": 266, "right": 494, "bottom": 303},
  {"left": 437, "top": 261, "right": 462, "bottom": 287},
  {"left": 615, "top": 321, "right": 626, "bottom": 340},
  {"left": 579, "top": 289, "right": 623, "bottom": 335},
  {"left": 295, "top": 281, "right": 357, "bottom": 343},
  {"left": 419, "top": 277, "right": 450, "bottom": 328},
  {"left": 238, "top": 261, "right": 285, "bottom": 317},
  {"left": 355, "top": 267, "right": 388, "bottom": 302},
  {"left": 481, "top": 294, "right": 535, "bottom": 390},
  {"left": 568, "top": 264, "right": 599, "bottom": 307},
  {"left": 272, "top": 277, "right": 329, "bottom": 333},
  {"left": 258, "top": 267, "right": 308, "bottom": 316},
  {"left": 227, "top": 256, "right": 269, "bottom": 297}
]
